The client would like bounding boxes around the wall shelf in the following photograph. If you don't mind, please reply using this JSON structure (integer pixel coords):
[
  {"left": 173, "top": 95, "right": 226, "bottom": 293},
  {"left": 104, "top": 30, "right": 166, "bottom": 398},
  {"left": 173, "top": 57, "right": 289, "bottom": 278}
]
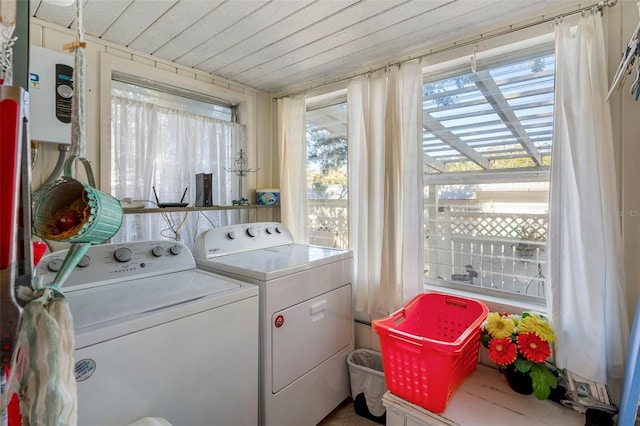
[{"left": 123, "top": 204, "right": 278, "bottom": 215}]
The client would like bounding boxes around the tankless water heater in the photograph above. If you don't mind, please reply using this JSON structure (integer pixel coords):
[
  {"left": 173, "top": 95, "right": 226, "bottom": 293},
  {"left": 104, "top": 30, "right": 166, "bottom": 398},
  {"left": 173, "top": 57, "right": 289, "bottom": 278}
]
[{"left": 29, "top": 45, "right": 74, "bottom": 144}]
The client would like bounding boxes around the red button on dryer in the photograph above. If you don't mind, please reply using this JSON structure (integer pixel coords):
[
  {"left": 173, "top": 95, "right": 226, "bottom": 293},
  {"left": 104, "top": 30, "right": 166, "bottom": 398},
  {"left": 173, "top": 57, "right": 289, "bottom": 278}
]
[{"left": 274, "top": 315, "right": 284, "bottom": 328}]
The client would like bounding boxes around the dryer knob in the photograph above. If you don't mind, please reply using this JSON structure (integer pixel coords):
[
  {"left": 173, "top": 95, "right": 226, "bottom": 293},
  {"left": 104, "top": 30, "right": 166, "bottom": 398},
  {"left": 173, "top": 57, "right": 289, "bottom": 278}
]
[
  {"left": 227, "top": 231, "right": 237, "bottom": 240},
  {"left": 265, "top": 227, "right": 273, "bottom": 234},
  {"left": 246, "top": 227, "right": 257, "bottom": 237},
  {"left": 77, "top": 255, "right": 91, "bottom": 268},
  {"left": 114, "top": 247, "right": 133, "bottom": 263},
  {"left": 47, "top": 259, "right": 63, "bottom": 272},
  {"left": 170, "top": 244, "right": 182, "bottom": 255},
  {"left": 275, "top": 226, "right": 283, "bottom": 234},
  {"left": 152, "top": 246, "right": 164, "bottom": 257}
]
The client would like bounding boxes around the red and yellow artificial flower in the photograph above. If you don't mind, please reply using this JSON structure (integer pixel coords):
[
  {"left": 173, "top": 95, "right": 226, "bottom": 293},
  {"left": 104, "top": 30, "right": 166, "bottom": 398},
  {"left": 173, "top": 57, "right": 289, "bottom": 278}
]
[
  {"left": 518, "top": 313, "right": 556, "bottom": 343},
  {"left": 517, "top": 332, "right": 551, "bottom": 363},
  {"left": 488, "top": 337, "right": 518, "bottom": 365},
  {"left": 480, "top": 310, "right": 559, "bottom": 400},
  {"left": 484, "top": 312, "right": 516, "bottom": 339}
]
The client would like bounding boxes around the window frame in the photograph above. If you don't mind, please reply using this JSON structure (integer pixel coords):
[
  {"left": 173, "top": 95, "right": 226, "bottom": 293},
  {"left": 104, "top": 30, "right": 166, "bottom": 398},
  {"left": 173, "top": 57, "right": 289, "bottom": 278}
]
[
  {"left": 420, "top": 36, "right": 556, "bottom": 306},
  {"left": 98, "top": 51, "right": 256, "bottom": 195},
  {"left": 305, "top": 92, "right": 349, "bottom": 249}
]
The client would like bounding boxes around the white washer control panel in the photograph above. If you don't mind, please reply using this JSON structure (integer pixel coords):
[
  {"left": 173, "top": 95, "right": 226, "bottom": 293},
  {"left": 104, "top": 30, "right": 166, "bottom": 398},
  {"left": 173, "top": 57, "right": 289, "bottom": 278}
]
[{"left": 35, "top": 240, "right": 195, "bottom": 290}]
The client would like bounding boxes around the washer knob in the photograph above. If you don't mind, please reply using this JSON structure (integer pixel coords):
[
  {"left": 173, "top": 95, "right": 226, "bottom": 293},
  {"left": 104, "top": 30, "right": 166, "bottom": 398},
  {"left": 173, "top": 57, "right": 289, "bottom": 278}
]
[
  {"left": 227, "top": 231, "right": 237, "bottom": 240},
  {"left": 246, "top": 227, "right": 257, "bottom": 237},
  {"left": 47, "top": 259, "right": 63, "bottom": 272},
  {"left": 114, "top": 247, "right": 133, "bottom": 263},
  {"left": 77, "top": 255, "right": 91, "bottom": 268},
  {"left": 152, "top": 246, "right": 164, "bottom": 257},
  {"left": 170, "top": 244, "right": 182, "bottom": 255},
  {"left": 275, "top": 226, "right": 283, "bottom": 234},
  {"left": 265, "top": 227, "right": 273, "bottom": 234}
]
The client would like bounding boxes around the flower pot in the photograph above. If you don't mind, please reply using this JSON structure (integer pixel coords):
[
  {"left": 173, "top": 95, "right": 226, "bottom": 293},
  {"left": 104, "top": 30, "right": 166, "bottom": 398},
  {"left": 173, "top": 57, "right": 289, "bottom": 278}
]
[{"left": 502, "top": 365, "right": 533, "bottom": 395}]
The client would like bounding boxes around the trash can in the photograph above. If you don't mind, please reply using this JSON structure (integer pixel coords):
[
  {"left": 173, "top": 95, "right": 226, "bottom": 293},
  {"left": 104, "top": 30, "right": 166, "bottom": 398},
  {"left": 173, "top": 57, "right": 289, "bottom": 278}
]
[{"left": 347, "top": 348, "right": 387, "bottom": 425}]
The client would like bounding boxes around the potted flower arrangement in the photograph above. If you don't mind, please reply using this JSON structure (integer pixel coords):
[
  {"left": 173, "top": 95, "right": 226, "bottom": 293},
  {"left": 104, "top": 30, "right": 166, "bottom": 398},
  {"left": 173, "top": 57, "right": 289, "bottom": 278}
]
[{"left": 480, "top": 311, "right": 560, "bottom": 400}]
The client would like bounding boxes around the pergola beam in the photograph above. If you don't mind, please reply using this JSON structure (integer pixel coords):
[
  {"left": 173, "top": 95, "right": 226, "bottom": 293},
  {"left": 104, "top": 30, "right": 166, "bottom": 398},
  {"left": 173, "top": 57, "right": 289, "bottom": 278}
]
[
  {"left": 472, "top": 70, "right": 543, "bottom": 166},
  {"left": 423, "top": 111, "right": 491, "bottom": 169}
]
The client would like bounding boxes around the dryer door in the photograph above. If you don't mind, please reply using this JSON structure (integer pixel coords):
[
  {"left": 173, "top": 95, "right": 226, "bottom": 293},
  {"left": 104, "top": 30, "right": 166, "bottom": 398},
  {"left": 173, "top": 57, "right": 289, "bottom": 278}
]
[{"left": 271, "top": 283, "right": 352, "bottom": 393}]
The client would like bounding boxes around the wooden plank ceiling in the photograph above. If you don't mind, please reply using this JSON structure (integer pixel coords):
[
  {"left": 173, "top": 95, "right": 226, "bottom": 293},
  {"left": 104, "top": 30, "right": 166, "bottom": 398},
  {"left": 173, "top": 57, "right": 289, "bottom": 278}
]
[{"left": 30, "top": 0, "right": 593, "bottom": 94}]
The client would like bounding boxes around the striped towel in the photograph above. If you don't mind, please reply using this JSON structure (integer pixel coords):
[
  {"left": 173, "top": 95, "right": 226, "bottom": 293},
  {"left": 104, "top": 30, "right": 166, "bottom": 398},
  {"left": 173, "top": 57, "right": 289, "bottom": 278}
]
[{"left": 3, "top": 286, "right": 77, "bottom": 426}]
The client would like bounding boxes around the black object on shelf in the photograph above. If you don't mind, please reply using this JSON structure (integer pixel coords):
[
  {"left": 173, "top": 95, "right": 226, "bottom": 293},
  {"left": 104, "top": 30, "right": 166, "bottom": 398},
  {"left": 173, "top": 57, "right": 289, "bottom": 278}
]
[
  {"left": 153, "top": 186, "right": 189, "bottom": 208},
  {"left": 157, "top": 203, "right": 189, "bottom": 208}
]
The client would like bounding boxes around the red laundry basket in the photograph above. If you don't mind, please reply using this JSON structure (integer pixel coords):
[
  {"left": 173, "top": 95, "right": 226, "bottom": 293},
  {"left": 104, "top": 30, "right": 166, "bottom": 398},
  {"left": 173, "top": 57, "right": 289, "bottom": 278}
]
[{"left": 372, "top": 292, "right": 488, "bottom": 413}]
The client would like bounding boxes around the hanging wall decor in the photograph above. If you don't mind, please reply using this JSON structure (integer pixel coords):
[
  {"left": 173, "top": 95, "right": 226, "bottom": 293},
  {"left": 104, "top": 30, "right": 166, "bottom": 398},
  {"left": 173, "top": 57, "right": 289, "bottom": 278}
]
[{"left": 226, "top": 149, "right": 259, "bottom": 206}]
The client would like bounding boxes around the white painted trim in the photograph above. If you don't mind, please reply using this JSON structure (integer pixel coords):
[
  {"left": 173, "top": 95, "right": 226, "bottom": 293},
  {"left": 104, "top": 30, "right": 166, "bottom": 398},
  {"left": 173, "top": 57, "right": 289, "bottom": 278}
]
[
  {"left": 423, "top": 284, "right": 546, "bottom": 315},
  {"left": 98, "top": 51, "right": 258, "bottom": 194}
]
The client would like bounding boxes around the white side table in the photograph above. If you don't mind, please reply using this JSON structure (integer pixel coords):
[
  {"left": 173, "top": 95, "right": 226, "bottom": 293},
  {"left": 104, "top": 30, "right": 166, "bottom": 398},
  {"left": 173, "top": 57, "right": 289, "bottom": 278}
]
[{"left": 383, "top": 364, "right": 585, "bottom": 426}]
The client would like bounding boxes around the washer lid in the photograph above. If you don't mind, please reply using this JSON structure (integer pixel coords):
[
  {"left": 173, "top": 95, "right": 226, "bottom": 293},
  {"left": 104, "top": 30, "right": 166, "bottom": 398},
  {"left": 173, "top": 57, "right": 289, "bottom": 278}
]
[
  {"left": 66, "top": 270, "right": 240, "bottom": 330},
  {"left": 197, "top": 244, "right": 353, "bottom": 281}
]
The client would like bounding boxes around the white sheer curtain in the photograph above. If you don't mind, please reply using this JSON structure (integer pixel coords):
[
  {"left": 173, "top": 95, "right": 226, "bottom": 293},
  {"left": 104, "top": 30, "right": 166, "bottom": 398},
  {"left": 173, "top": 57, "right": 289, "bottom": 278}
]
[
  {"left": 548, "top": 14, "right": 629, "bottom": 385},
  {"left": 111, "top": 95, "right": 245, "bottom": 250},
  {"left": 348, "top": 63, "right": 424, "bottom": 316},
  {"left": 277, "top": 97, "right": 308, "bottom": 243}
]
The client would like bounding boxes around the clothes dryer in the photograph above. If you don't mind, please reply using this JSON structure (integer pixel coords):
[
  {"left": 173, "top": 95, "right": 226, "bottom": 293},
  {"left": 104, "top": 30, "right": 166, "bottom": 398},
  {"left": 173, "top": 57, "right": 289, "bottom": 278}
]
[
  {"left": 193, "top": 222, "right": 354, "bottom": 426},
  {"left": 35, "top": 240, "right": 259, "bottom": 426}
]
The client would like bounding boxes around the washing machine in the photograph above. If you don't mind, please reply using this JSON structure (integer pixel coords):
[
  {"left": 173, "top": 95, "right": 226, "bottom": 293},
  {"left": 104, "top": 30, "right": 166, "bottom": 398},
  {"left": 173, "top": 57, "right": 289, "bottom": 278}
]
[
  {"left": 193, "top": 222, "right": 354, "bottom": 426},
  {"left": 35, "top": 240, "right": 259, "bottom": 426}
]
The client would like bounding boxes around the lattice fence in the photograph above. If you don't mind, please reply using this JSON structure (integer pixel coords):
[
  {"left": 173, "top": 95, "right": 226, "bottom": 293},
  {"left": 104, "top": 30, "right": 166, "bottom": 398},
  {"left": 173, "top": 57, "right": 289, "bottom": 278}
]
[
  {"left": 425, "top": 208, "right": 548, "bottom": 298},
  {"left": 308, "top": 200, "right": 549, "bottom": 298},
  {"left": 308, "top": 200, "right": 348, "bottom": 248},
  {"left": 448, "top": 212, "right": 547, "bottom": 240}
]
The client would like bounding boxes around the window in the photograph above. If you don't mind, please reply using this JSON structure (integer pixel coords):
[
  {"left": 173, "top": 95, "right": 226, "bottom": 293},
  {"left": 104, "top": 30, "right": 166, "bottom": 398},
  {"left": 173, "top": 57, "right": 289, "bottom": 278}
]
[
  {"left": 110, "top": 79, "right": 244, "bottom": 250},
  {"left": 306, "top": 94, "right": 348, "bottom": 249},
  {"left": 422, "top": 41, "right": 554, "bottom": 303}
]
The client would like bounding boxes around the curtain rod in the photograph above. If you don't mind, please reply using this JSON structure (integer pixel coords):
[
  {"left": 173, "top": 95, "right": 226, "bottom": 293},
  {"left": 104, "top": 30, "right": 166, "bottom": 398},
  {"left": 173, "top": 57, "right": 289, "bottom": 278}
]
[{"left": 274, "top": 0, "right": 618, "bottom": 100}]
